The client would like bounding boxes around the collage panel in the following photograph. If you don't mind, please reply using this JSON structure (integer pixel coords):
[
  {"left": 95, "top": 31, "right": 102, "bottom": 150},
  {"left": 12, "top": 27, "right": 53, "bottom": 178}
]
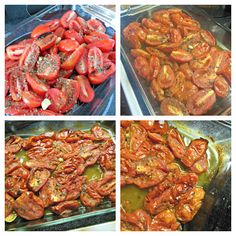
[
  {"left": 120, "top": 5, "right": 231, "bottom": 115},
  {"left": 5, "top": 120, "right": 116, "bottom": 231},
  {"left": 5, "top": 5, "right": 116, "bottom": 116},
  {"left": 120, "top": 120, "right": 231, "bottom": 231}
]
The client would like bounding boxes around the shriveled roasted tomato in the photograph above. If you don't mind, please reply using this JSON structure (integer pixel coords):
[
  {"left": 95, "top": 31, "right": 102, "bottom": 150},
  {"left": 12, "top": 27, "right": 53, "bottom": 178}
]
[
  {"left": 179, "top": 63, "right": 193, "bottom": 80},
  {"left": 58, "top": 39, "right": 79, "bottom": 52},
  {"left": 192, "top": 42, "right": 210, "bottom": 59},
  {"left": 200, "top": 30, "right": 216, "bottom": 46},
  {"left": 187, "top": 89, "right": 216, "bottom": 115},
  {"left": 130, "top": 49, "right": 151, "bottom": 59},
  {"left": 192, "top": 70, "right": 217, "bottom": 89},
  {"left": 134, "top": 56, "right": 150, "bottom": 79},
  {"left": 37, "top": 54, "right": 60, "bottom": 80},
  {"left": 213, "top": 75, "right": 230, "bottom": 98},
  {"left": 158, "top": 65, "right": 175, "bottom": 89},
  {"left": 145, "top": 34, "right": 168, "bottom": 46},
  {"left": 60, "top": 10, "right": 77, "bottom": 28},
  {"left": 170, "top": 49, "right": 193, "bottom": 63},
  {"left": 75, "top": 75, "right": 95, "bottom": 103},
  {"left": 160, "top": 98, "right": 189, "bottom": 116}
]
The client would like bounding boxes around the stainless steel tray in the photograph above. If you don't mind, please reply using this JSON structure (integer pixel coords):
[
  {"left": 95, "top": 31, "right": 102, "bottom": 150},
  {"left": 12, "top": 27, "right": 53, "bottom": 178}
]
[
  {"left": 5, "top": 5, "right": 116, "bottom": 116},
  {"left": 121, "top": 5, "right": 231, "bottom": 116},
  {"left": 5, "top": 121, "right": 116, "bottom": 231}
]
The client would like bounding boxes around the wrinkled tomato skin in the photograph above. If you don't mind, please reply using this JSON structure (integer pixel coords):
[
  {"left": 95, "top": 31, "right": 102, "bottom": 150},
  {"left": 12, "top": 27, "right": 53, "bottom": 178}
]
[
  {"left": 158, "top": 65, "right": 175, "bottom": 89},
  {"left": 213, "top": 75, "right": 230, "bottom": 98},
  {"left": 134, "top": 56, "right": 150, "bottom": 79}
]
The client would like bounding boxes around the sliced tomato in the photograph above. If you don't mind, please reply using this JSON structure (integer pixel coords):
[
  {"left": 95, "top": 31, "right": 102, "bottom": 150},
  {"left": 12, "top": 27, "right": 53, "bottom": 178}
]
[
  {"left": 37, "top": 54, "right": 60, "bottom": 80},
  {"left": 6, "top": 45, "right": 26, "bottom": 60},
  {"left": 179, "top": 63, "right": 193, "bottom": 80},
  {"left": 103, "top": 51, "right": 116, "bottom": 64},
  {"left": 19, "top": 43, "right": 40, "bottom": 71},
  {"left": 5, "top": 73, "right": 10, "bottom": 96},
  {"left": 76, "top": 75, "right": 95, "bottom": 103},
  {"left": 88, "top": 61, "right": 115, "bottom": 85},
  {"left": 36, "top": 34, "right": 57, "bottom": 51},
  {"left": 46, "top": 88, "right": 67, "bottom": 113},
  {"left": 18, "top": 38, "right": 34, "bottom": 46},
  {"left": 45, "top": 19, "right": 61, "bottom": 31},
  {"left": 61, "top": 44, "right": 84, "bottom": 70},
  {"left": 21, "top": 91, "right": 42, "bottom": 108},
  {"left": 190, "top": 54, "right": 213, "bottom": 71},
  {"left": 213, "top": 75, "right": 229, "bottom": 98},
  {"left": 192, "top": 70, "right": 217, "bottom": 89},
  {"left": 145, "top": 34, "right": 168, "bottom": 46},
  {"left": 69, "top": 20, "right": 83, "bottom": 34},
  {"left": 60, "top": 10, "right": 77, "bottom": 29},
  {"left": 54, "top": 26, "right": 65, "bottom": 38},
  {"left": 192, "top": 42, "right": 210, "bottom": 59},
  {"left": 59, "top": 69, "right": 73, "bottom": 78},
  {"left": 88, "top": 47, "right": 104, "bottom": 74},
  {"left": 84, "top": 31, "right": 110, "bottom": 44},
  {"left": 160, "top": 98, "right": 189, "bottom": 116},
  {"left": 87, "top": 19, "right": 106, "bottom": 33},
  {"left": 201, "top": 30, "right": 216, "bottom": 46},
  {"left": 75, "top": 47, "right": 88, "bottom": 75},
  {"left": 25, "top": 72, "right": 49, "bottom": 96},
  {"left": 157, "top": 65, "right": 175, "bottom": 89},
  {"left": 87, "top": 39, "right": 115, "bottom": 53},
  {"left": 56, "top": 78, "right": 80, "bottom": 113},
  {"left": 49, "top": 45, "right": 58, "bottom": 54},
  {"left": 76, "top": 16, "right": 89, "bottom": 34},
  {"left": 58, "top": 39, "right": 79, "bottom": 52},
  {"left": 64, "top": 29, "right": 84, "bottom": 44},
  {"left": 31, "top": 24, "right": 51, "bottom": 39},
  {"left": 170, "top": 49, "right": 193, "bottom": 63},
  {"left": 170, "top": 28, "right": 182, "bottom": 43},
  {"left": 156, "top": 42, "right": 180, "bottom": 53}
]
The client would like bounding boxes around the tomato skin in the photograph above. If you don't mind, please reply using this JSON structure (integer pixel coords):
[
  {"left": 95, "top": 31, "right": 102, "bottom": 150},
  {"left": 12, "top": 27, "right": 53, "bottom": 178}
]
[
  {"left": 64, "top": 30, "right": 84, "bottom": 44},
  {"left": 21, "top": 91, "right": 42, "bottom": 108},
  {"left": 36, "top": 34, "right": 57, "bottom": 51},
  {"left": 170, "top": 49, "right": 193, "bottom": 63},
  {"left": 54, "top": 26, "right": 65, "bottom": 38},
  {"left": 61, "top": 44, "right": 84, "bottom": 70},
  {"left": 158, "top": 65, "right": 175, "bottom": 89},
  {"left": 87, "top": 39, "right": 115, "bottom": 52},
  {"left": 130, "top": 49, "right": 151, "bottom": 59},
  {"left": 88, "top": 47, "right": 104, "bottom": 74},
  {"left": 201, "top": 30, "right": 216, "bottom": 46},
  {"left": 6, "top": 45, "right": 26, "bottom": 60},
  {"left": 103, "top": 51, "right": 116, "bottom": 64},
  {"left": 84, "top": 31, "right": 109, "bottom": 44},
  {"left": 76, "top": 75, "right": 95, "bottom": 103},
  {"left": 37, "top": 54, "right": 60, "bottom": 81},
  {"left": 76, "top": 16, "right": 89, "bottom": 34},
  {"left": 45, "top": 19, "right": 61, "bottom": 31},
  {"left": 170, "top": 28, "right": 182, "bottom": 43},
  {"left": 192, "top": 70, "right": 217, "bottom": 89},
  {"left": 179, "top": 63, "right": 193, "bottom": 80},
  {"left": 213, "top": 75, "right": 229, "bottom": 98},
  {"left": 31, "top": 24, "right": 51, "bottom": 39},
  {"left": 134, "top": 56, "right": 150, "bottom": 79},
  {"left": 60, "top": 10, "right": 77, "bottom": 28},
  {"left": 25, "top": 72, "right": 49, "bottom": 96},
  {"left": 58, "top": 39, "right": 79, "bottom": 52},
  {"left": 46, "top": 88, "right": 67, "bottom": 113},
  {"left": 69, "top": 20, "right": 83, "bottom": 34},
  {"left": 75, "top": 47, "right": 88, "bottom": 75},
  {"left": 192, "top": 42, "right": 210, "bottom": 59},
  {"left": 87, "top": 19, "right": 106, "bottom": 33}
]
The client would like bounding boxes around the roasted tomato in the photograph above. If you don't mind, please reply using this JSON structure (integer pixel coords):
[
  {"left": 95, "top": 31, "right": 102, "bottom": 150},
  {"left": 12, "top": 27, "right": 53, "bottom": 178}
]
[
  {"left": 58, "top": 39, "right": 79, "bottom": 52},
  {"left": 192, "top": 70, "right": 217, "bottom": 89},
  {"left": 87, "top": 39, "right": 115, "bottom": 52},
  {"left": 36, "top": 34, "right": 57, "bottom": 51},
  {"left": 5, "top": 193, "right": 15, "bottom": 218},
  {"left": 170, "top": 49, "right": 193, "bottom": 63},
  {"left": 192, "top": 42, "right": 210, "bottom": 59},
  {"left": 31, "top": 24, "right": 51, "bottom": 39},
  {"left": 60, "top": 10, "right": 77, "bottom": 28},
  {"left": 51, "top": 200, "right": 79, "bottom": 215},
  {"left": 134, "top": 56, "right": 150, "bottom": 79},
  {"left": 84, "top": 31, "right": 109, "bottom": 44},
  {"left": 64, "top": 29, "right": 84, "bottom": 44},
  {"left": 45, "top": 19, "right": 61, "bottom": 31},
  {"left": 213, "top": 75, "right": 230, "bottom": 98},
  {"left": 200, "top": 30, "right": 216, "bottom": 46},
  {"left": 158, "top": 65, "right": 175, "bottom": 89}
]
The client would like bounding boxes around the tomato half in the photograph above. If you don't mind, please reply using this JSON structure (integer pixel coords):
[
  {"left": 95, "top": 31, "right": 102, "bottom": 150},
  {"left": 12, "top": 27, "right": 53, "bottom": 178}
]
[
  {"left": 31, "top": 24, "right": 51, "bottom": 39},
  {"left": 87, "top": 19, "right": 106, "bottom": 33},
  {"left": 192, "top": 42, "right": 210, "bottom": 59},
  {"left": 36, "top": 34, "right": 57, "bottom": 51},
  {"left": 46, "top": 88, "right": 67, "bottom": 113},
  {"left": 76, "top": 16, "right": 89, "bottom": 34},
  {"left": 192, "top": 70, "right": 217, "bottom": 89},
  {"left": 6, "top": 45, "right": 26, "bottom": 60},
  {"left": 54, "top": 27, "right": 65, "bottom": 38},
  {"left": 37, "top": 54, "right": 60, "bottom": 80},
  {"left": 201, "top": 30, "right": 216, "bottom": 46},
  {"left": 25, "top": 72, "right": 49, "bottom": 96},
  {"left": 60, "top": 10, "right": 77, "bottom": 28},
  {"left": 170, "top": 49, "right": 193, "bottom": 63},
  {"left": 21, "top": 91, "right": 42, "bottom": 108},
  {"left": 84, "top": 31, "right": 109, "bottom": 44},
  {"left": 213, "top": 75, "right": 229, "bottom": 98},
  {"left": 160, "top": 98, "right": 189, "bottom": 115},
  {"left": 76, "top": 75, "right": 95, "bottom": 103},
  {"left": 157, "top": 65, "right": 175, "bottom": 89},
  {"left": 64, "top": 29, "right": 84, "bottom": 44},
  {"left": 88, "top": 47, "right": 104, "bottom": 74},
  {"left": 87, "top": 39, "right": 115, "bottom": 52},
  {"left": 69, "top": 20, "right": 83, "bottom": 34},
  {"left": 45, "top": 19, "right": 61, "bottom": 31},
  {"left": 75, "top": 47, "right": 88, "bottom": 75},
  {"left": 134, "top": 56, "right": 150, "bottom": 79},
  {"left": 58, "top": 39, "right": 79, "bottom": 52}
]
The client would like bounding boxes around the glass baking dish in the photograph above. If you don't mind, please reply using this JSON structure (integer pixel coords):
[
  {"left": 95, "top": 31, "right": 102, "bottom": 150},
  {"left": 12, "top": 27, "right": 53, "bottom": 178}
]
[
  {"left": 5, "top": 120, "right": 116, "bottom": 231},
  {"left": 121, "top": 5, "right": 231, "bottom": 116},
  {"left": 5, "top": 5, "right": 116, "bottom": 116}
]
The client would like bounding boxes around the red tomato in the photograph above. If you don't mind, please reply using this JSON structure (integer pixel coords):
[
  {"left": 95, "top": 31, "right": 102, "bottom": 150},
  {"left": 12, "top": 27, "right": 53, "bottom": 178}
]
[
  {"left": 170, "top": 49, "right": 193, "bottom": 63},
  {"left": 49, "top": 45, "right": 58, "bottom": 54},
  {"left": 76, "top": 16, "right": 89, "bottom": 34},
  {"left": 5, "top": 73, "right": 9, "bottom": 96},
  {"left": 37, "top": 54, "right": 60, "bottom": 80},
  {"left": 46, "top": 88, "right": 67, "bottom": 113},
  {"left": 64, "top": 29, "right": 84, "bottom": 44},
  {"left": 58, "top": 39, "right": 79, "bottom": 52},
  {"left": 103, "top": 51, "right": 116, "bottom": 64},
  {"left": 19, "top": 43, "right": 40, "bottom": 71},
  {"left": 69, "top": 20, "right": 83, "bottom": 34},
  {"left": 88, "top": 61, "right": 115, "bottom": 85},
  {"left": 88, "top": 47, "right": 104, "bottom": 73},
  {"left": 201, "top": 30, "right": 216, "bottom": 46},
  {"left": 157, "top": 42, "right": 180, "bottom": 53},
  {"left": 31, "top": 24, "right": 51, "bottom": 39},
  {"left": 213, "top": 75, "right": 229, "bottom": 98},
  {"left": 45, "top": 19, "right": 61, "bottom": 31},
  {"left": 59, "top": 69, "right": 73, "bottom": 78},
  {"left": 54, "top": 27, "right": 65, "bottom": 38},
  {"left": 192, "top": 70, "right": 217, "bottom": 89},
  {"left": 84, "top": 31, "right": 110, "bottom": 44},
  {"left": 87, "top": 19, "right": 106, "bottom": 33},
  {"left": 190, "top": 54, "right": 213, "bottom": 71},
  {"left": 18, "top": 38, "right": 34, "bottom": 46},
  {"left": 60, "top": 10, "right": 77, "bottom": 28},
  {"left": 130, "top": 49, "right": 150, "bottom": 59},
  {"left": 25, "top": 72, "right": 49, "bottom": 96},
  {"left": 6, "top": 45, "right": 26, "bottom": 60},
  {"left": 187, "top": 89, "right": 216, "bottom": 115},
  {"left": 145, "top": 34, "right": 168, "bottom": 46},
  {"left": 87, "top": 39, "right": 115, "bottom": 52},
  {"left": 192, "top": 42, "right": 210, "bottom": 59},
  {"left": 36, "top": 34, "right": 57, "bottom": 51},
  {"left": 134, "top": 56, "right": 150, "bottom": 79},
  {"left": 76, "top": 75, "right": 95, "bottom": 103},
  {"left": 75, "top": 47, "right": 88, "bottom": 75},
  {"left": 21, "top": 91, "right": 42, "bottom": 108},
  {"left": 61, "top": 44, "right": 84, "bottom": 70},
  {"left": 179, "top": 63, "right": 193, "bottom": 80},
  {"left": 158, "top": 65, "right": 175, "bottom": 89},
  {"left": 160, "top": 98, "right": 189, "bottom": 115},
  {"left": 149, "top": 56, "right": 161, "bottom": 80},
  {"left": 170, "top": 28, "right": 182, "bottom": 43}
]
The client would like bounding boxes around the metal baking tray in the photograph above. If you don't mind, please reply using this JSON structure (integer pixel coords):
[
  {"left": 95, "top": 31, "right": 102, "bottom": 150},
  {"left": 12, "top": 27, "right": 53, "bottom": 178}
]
[
  {"left": 121, "top": 5, "right": 231, "bottom": 116},
  {"left": 121, "top": 120, "right": 231, "bottom": 230},
  {"left": 5, "top": 5, "right": 116, "bottom": 116},
  {"left": 5, "top": 121, "right": 115, "bottom": 231}
]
